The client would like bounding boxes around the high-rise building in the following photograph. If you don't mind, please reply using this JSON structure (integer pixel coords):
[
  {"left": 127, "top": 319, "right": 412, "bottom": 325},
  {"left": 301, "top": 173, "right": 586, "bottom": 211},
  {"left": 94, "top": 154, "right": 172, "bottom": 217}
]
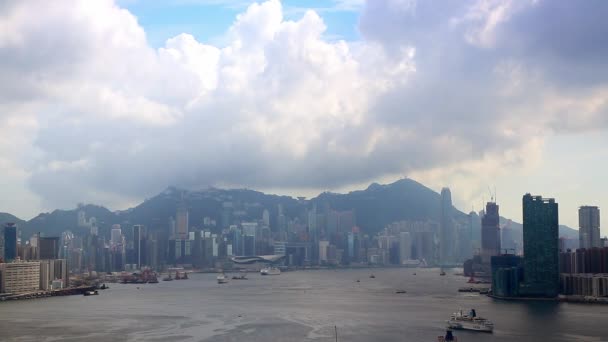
[
  {"left": 318, "top": 240, "right": 329, "bottom": 263},
  {"left": 399, "top": 232, "right": 411, "bottom": 264},
  {"left": 176, "top": 203, "right": 189, "bottom": 240},
  {"left": 439, "top": 187, "right": 454, "bottom": 265},
  {"left": 491, "top": 254, "right": 522, "bottom": 298},
  {"left": 481, "top": 202, "right": 501, "bottom": 268},
  {"left": 133, "top": 225, "right": 146, "bottom": 269},
  {"left": 3, "top": 223, "right": 17, "bottom": 262},
  {"left": 111, "top": 224, "right": 122, "bottom": 246},
  {"left": 579, "top": 206, "right": 601, "bottom": 249},
  {"left": 39, "top": 237, "right": 59, "bottom": 260},
  {"left": 520, "top": 194, "right": 559, "bottom": 298},
  {"left": 0, "top": 260, "right": 41, "bottom": 294},
  {"left": 262, "top": 209, "right": 270, "bottom": 227}
]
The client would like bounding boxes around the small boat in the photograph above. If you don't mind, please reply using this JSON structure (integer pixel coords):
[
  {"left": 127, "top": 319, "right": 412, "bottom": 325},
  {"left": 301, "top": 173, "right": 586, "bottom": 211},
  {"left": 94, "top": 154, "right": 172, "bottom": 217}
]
[
  {"left": 83, "top": 290, "right": 99, "bottom": 296},
  {"left": 437, "top": 329, "right": 458, "bottom": 341},
  {"left": 162, "top": 275, "right": 173, "bottom": 281},
  {"left": 413, "top": 272, "right": 417, "bottom": 276},
  {"left": 217, "top": 273, "right": 229, "bottom": 284},
  {"left": 260, "top": 267, "right": 281, "bottom": 276},
  {"left": 395, "top": 289, "right": 407, "bottom": 294},
  {"left": 232, "top": 273, "right": 248, "bottom": 280},
  {"left": 369, "top": 274, "right": 376, "bottom": 279},
  {"left": 356, "top": 279, "right": 360, "bottom": 283},
  {"left": 99, "top": 284, "right": 109, "bottom": 290},
  {"left": 440, "top": 271, "right": 446, "bottom": 276},
  {"left": 447, "top": 309, "right": 493, "bottom": 333}
]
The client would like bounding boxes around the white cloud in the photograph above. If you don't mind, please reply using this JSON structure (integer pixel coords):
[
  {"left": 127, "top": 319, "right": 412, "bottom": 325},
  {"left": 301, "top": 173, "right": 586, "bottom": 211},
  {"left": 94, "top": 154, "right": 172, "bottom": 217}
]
[{"left": 0, "top": 0, "right": 607, "bottom": 225}]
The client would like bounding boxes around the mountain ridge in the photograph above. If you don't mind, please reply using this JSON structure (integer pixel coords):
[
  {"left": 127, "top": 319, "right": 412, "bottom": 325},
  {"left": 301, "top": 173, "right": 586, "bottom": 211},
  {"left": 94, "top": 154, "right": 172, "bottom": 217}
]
[{"left": 1, "top": 178, "right": 578, "bottom": 240}]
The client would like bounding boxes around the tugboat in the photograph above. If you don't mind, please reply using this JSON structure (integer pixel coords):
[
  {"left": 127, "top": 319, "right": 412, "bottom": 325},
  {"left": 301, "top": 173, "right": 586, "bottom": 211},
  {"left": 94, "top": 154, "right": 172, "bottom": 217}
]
[{"left": 447, "top": 309, "right": 493, "bottom": 333}]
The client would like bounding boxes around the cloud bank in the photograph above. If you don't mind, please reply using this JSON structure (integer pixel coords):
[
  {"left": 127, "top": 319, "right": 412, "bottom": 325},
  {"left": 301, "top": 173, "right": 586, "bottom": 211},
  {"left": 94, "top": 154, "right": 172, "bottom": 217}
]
[{"left": 1, "top": 0, "right": 607, "bottom": 214}]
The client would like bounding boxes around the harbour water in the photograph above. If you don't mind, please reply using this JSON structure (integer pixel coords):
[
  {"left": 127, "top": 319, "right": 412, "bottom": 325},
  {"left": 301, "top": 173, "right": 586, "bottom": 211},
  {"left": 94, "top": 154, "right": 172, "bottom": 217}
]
[{"left": 1, "top": 268, "right": 607, "bottom": 341}]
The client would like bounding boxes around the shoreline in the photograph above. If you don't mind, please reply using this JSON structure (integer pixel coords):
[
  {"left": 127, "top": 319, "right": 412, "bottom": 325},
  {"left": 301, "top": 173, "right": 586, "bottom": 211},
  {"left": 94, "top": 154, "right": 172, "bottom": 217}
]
[
  {"left": 488, "top": 294, "right": 608, "bottom": 304},
  {"left": 0, "top": 286, "right": 96, "bottom": 302}
]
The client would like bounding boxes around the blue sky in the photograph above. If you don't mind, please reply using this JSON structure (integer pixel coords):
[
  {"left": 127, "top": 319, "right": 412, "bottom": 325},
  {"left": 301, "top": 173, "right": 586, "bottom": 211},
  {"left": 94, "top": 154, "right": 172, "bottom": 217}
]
[{"left": 120, "top": 0, "right": 361, "bottom": 47}]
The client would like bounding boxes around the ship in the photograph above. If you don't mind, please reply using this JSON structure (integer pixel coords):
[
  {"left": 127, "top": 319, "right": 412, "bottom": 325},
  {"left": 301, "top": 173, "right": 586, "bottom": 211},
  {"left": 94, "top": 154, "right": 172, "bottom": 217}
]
[
  {"left": 446, "top": 309, "right": 493, "bottom": 333},
  {"left": 217, "top": 273, "right": 229, "bottom": 284},
  {"left": 260, "top": 266, "right": 281, "bottom": 276}
]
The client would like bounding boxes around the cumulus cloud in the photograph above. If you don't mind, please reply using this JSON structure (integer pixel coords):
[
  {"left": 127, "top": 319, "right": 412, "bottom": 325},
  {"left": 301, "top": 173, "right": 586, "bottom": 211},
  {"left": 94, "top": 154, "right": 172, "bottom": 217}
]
[{"left": 0, "top": 0, "right": 607, "bottom": 214}]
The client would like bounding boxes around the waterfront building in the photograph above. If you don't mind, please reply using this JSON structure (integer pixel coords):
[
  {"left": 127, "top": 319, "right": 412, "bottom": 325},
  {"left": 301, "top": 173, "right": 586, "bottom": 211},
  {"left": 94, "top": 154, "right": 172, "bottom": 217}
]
[
  {"left": 439, "top": 188, "right": 455, "bottom": 265},
  {"left": 481, "top": 202, "right": 501, "bottom": 272},
  {"left": 39, "top": 259, "right": 69, "bottom": 290},
  {"left": 3, "top": 223, "right": 18, "bottom": 261},
  {"left": 491, "top": 254, "right": 522, "bottom": 297},
  {"left": 0, "top": 260, "right": 41, "bottom": 294},
  {"left": 560, "top": 273, "right": 608, "bottom": 297},
  {"left": 520, "top": 194, "right": 559, "bottom": 298},
  {"left": 579, "top": 206, "right": 601, "bottom": 249},
  {"left": 559, "top": 247, "right": 608, "bottom": 274}
]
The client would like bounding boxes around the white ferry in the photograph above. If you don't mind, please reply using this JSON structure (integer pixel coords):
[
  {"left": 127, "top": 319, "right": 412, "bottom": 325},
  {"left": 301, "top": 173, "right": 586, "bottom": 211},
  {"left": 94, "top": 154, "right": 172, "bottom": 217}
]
[
  {"left": 260, "top": 266, "right": 281, "bottom": 276},
  {"left": 446, "top": 309, "right": 493, "bottom": 333}
]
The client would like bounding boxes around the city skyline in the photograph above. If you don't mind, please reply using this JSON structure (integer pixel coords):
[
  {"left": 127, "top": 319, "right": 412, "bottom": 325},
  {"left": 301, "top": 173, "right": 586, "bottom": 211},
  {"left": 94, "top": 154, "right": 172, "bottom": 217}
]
[{"left": 1, "top": 0, "right": 608, "bottom": 235}]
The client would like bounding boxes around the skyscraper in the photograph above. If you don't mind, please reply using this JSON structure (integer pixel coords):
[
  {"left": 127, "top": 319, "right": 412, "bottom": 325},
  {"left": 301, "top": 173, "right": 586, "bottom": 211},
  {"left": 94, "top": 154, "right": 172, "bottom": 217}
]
[
  {"left": 176, "top": 203, "right": 189, "bottom": 240},
  {"left": 3, "top": 223, "right": 17, "bottom": 261},
  {"left": 133, "top": 225, "right": 146, "bottom": 269},
  {"left": 399, "top": 232, "right": 412, "bottom": 264},
  {"left": 39, "top": 237, "right": 60, "bottom": 259},
  {"left": 111, "top": 224, "right": 122, "bottom": 247},
  {"left": 481, "top": 202, "right": 501, "bottom": 268},
  {"left": 520, "top": 194, "right": 559, "bottom": 298},
  {"left": 439, "top": 187, "right": 454, "bottom": 265},
  {"left": 579, "top": 206, "right": 601, "bottom": 249}
]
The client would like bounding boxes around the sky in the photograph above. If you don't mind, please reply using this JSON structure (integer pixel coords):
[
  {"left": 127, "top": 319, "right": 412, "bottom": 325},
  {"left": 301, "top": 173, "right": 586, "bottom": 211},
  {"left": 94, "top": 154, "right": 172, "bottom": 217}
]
[{"left": 1, "top": 0, "right": 607, "bottom": 235}]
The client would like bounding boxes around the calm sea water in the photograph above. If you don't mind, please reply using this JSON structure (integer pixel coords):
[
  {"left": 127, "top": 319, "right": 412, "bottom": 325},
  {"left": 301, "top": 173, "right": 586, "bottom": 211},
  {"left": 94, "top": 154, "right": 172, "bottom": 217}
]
[{"left": 1, "top": 268, "right": 607, "bottom": 342}]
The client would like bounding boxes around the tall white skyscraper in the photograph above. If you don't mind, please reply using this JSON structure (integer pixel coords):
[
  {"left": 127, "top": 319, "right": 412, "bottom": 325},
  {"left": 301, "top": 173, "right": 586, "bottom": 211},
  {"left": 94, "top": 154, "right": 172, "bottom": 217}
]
[
  {"left": 440, "top": 187, "right": 455, "bottom": 265},
  {"left": 579, "top": 206, "right": 600, "bottom": 248}
]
